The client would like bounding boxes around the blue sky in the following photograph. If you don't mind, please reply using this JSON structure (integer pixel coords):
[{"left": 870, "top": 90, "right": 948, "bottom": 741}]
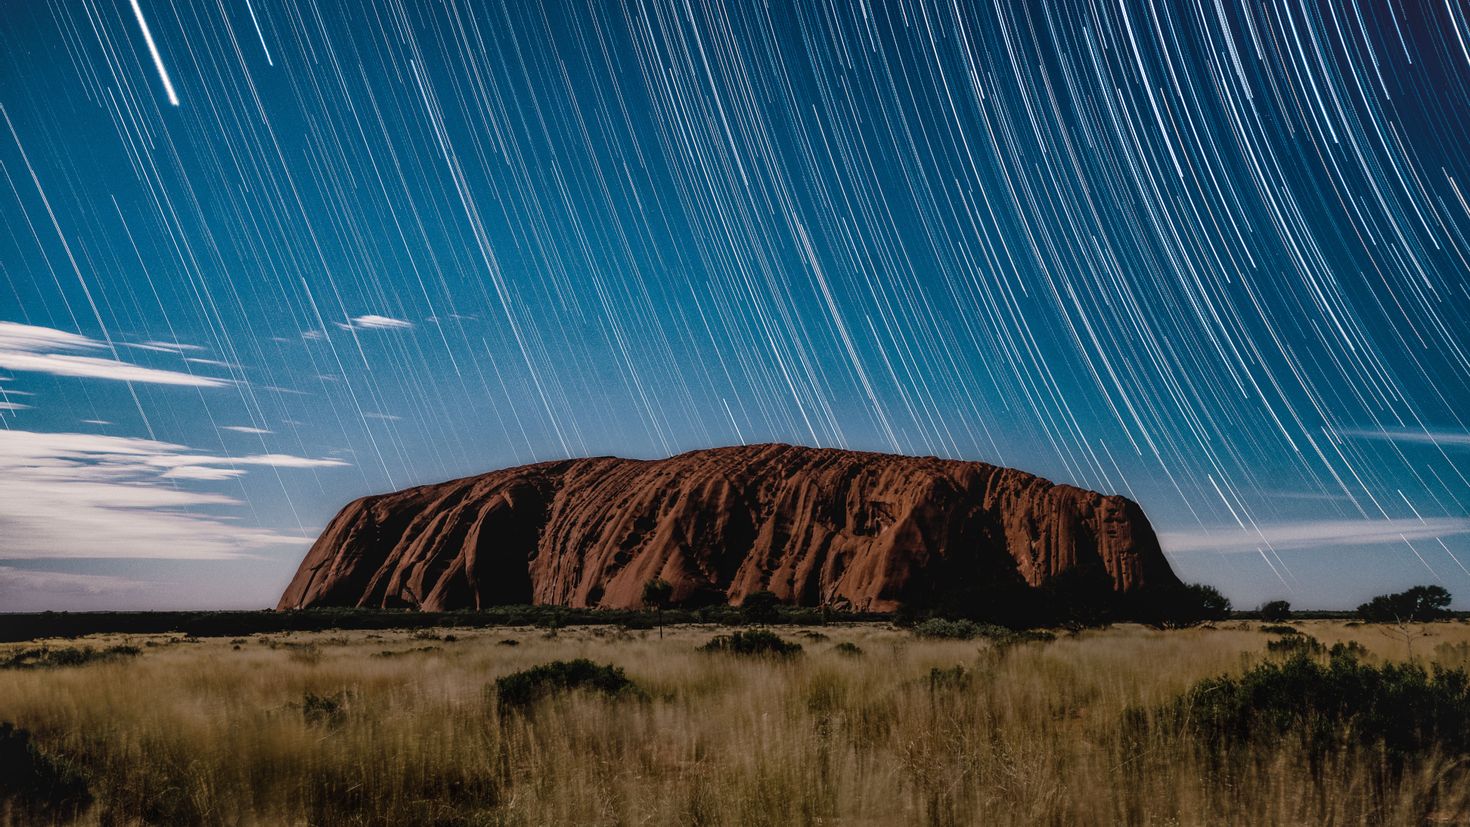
[{"left": 2, "top": 0, "right": 1469, "bottom": 611}]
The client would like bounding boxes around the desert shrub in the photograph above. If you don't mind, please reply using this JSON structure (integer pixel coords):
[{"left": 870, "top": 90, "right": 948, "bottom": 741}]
[
  {"left": 698, "top": 630, "right": 802, "bottom": 657},
  {"left": 0, "top": 723, "right": 92, "bottom": 820},
  {"left": 1259, "top": 624, "right": 1298, "bottom": 635},
  {"left": 1146, "top": 648, "right": 1470, "bottom": 768},
  {"left": 1357, "top": 585, "right": 1452, "bottom": 623},
  {"left": 494, "top": 659, "right": 637, "bottom": 710},
  {"left": 740, "top": 591, "right": 781, "bottom": 625},
  {"left": 833, "top": 642, "right": 863, "bottom": 656},
  {"left": 496, "top": 638, "right": 520, "bottom": 647},
  {"left": 0, "top": 645, "right": 140, "bottom": 670},
  {"left": 1258, "top": 600, "right": 1292, "bottom": 622},
  {"left": 988, "top": 628, "right": 1057, "bottom": 651},
  {"left": 302, "top": 691, "right": 349, "bottom": 726},
  {"left": 1266, "top": 634, "right": 1325, "bottom": 657},
  {"left": 912, "top": 618, "right": 992, "bottom": 640},
  {"left": 620, "top": 613, "right": 656, "bottom": 630}
]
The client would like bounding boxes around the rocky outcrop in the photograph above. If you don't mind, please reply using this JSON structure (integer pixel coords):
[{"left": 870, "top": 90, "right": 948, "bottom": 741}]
[{"left": 278, "top": 444, "right": 1179, "bottom": 612}]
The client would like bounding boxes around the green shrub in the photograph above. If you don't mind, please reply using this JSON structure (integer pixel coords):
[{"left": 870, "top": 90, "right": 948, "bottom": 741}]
[
  {"left": 0, "top": 723, "right": 92, "bottom": 820},
  {"left": 0, "top": 645, "right": 140, "bottom": 670},
  {"left": 911, "top": 618, "right": 1055, "bottom": 651},
  {"left": 698, "top": 630, "right": 802, "bottom": 657},
  {"left": 302, "top": 691, "right": 349, "bottom": 726},
  {"left": 494, "top": 659, "right": 637, "bottom": 709},
  {"left": 1259, "top": 624, "right": 1298, "bottom": 635},
  {"left": 740, "top": 591, "right": 781, "bottom": 625},
  {"left": 833, "top": 642, "right": 863, "bottom": 657},
  {"left": 912, "top": 618, "right": 992, "bottom": 640},
  {"left": 1266, "top": 634, "right": 1325, "bottom": 657},
  {"left": 1143, "top": 648, "right": 1470, "bottom": 768}
]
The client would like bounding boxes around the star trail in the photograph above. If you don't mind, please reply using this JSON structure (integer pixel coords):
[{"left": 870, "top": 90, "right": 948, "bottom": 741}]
[{"left": 1, "top": 0, "right": 1468, "bottom": 609}]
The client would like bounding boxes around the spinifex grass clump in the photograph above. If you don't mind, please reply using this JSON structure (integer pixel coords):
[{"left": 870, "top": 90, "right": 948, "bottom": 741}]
[
  {"left": 0, "top": 645, "right": 140, "bottom": 670},
  {"left": 698, "top": 629, "right": 802, "bottom": 657},
  {"left": 1143, "top": 648, "right": 1470, "bottom": 769},
  {"left": 0, "top": 723, "right": 92, "bottom": 821},
  {"left": 493, "top": 659, "right": 637, "bottom": 709}
]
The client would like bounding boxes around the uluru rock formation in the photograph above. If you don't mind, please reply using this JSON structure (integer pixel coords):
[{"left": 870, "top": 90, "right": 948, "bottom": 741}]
[{"left": 278, "top": 444, "right": 1180, "bottom": 613}]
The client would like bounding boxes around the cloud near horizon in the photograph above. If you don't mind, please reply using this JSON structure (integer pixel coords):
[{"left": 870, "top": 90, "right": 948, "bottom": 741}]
[
  {"left": 0, "top": 429, "right": 347, "bottom": 559},
  {"left": 0, "top": 321, "right": 227, "bottom": 387},
  {"left": 1160, "top": 517, "right": 1470, "bottom": 554}
]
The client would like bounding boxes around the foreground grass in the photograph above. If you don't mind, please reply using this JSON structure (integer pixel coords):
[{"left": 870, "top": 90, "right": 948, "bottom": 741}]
[{"left": 1, "top": 621, "right": 1469, "bottom": 825}]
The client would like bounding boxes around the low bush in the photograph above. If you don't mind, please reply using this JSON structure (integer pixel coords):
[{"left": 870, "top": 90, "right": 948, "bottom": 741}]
[
  {"left": 911, "top": 618, "right": 1055, "bottom": 652},
  {"left": 0, "top": 723, "right": 92, "bottom": 820},
  {"left": 833, "top": 642, "right": 863, "bottom": 656},
  {"left": 912, "top": 618, "right": 994, "bottom": 640},
  {"left": 302, "top": 692, "right": 349, "bottom": 727},
  {"left": 494, "top": 659, "right": 637, "bottom": 709},
  {"left": 0, "top": 645, "right": 140, "bottom": 670},
  {"left": 698, "top": 630, "right": 802, "bottom": 657},
  {"left": 1142, "top": 647, "right": 1470, "bottom": 769},
  {"left": 1259, "top": 624, "right": 1298, "bottom": 635},
  {"left": 1265, "top": 633, "right": 1324, "bottom": 657}
]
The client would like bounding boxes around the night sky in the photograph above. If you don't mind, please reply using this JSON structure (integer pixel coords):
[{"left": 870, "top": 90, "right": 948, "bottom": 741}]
[{"left": 2, "top": 0, "right": 1469, "bottom": 611}]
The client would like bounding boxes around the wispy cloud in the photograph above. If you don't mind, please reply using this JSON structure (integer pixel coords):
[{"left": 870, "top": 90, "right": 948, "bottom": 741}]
[
  {"left": 221, "top": 425, "right": 272, "bottom": 435},
  {"left": 1161, "top": 517, "right": 1470, "bottom": 554},
  {"left": 0, "top": 566, "right": 151, "bottom": 599},
  {"left": 0, "top": 429, "right": 347, "bottom": 559},
  {"left": 1335, "top": 427, "right": 1470, "bottom": 449},
  {"left": 337, "top": 314, "right": 413, "bottom": 331},
  {"left": 0, "top": 322, "right": 226, "bottom": 387}
]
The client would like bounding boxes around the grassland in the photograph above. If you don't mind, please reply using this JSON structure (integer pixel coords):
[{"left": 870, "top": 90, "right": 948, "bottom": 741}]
[{"left": 2, "top": 620, "right": 1470, "bottom": 825}]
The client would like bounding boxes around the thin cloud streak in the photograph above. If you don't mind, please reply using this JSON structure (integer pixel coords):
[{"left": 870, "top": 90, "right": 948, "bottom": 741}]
[
  {"left": 0, "top": 322, "right": 226, "bottom": 388},
  {"left": 0, "top": 429, "right": 343, "bottom": 559},
  {"left": 1335, "top": 428, "right": 1470, "bottom": 449},
  {"left": 1161, "top": 517, "right": 1470, "bottom": 554}
]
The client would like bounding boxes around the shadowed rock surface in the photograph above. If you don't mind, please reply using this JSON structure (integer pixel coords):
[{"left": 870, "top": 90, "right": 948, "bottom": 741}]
[{"left": 279, "top": 444, "right": 1180, "bottom": 612}]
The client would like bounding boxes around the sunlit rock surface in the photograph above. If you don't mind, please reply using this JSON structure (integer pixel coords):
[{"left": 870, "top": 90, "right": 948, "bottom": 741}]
[{"left": 279, "top": 444, "right": 1179, "bottom": 611}]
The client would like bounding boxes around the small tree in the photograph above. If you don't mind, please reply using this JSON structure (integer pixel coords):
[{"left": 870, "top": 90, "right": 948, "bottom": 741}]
[
  {"left": 1258, "top": 600, "right": 1292, "bottom": 622},
  {"left": 741, "top": 590, "right": 780, "bottom": 625},
  {"left": 641, "top": 577, "right": 673, "bottom": 639}
]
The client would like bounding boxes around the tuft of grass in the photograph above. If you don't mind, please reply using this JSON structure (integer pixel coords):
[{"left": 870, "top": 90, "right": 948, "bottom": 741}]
[
  {"left": 926, "top": 665, "right": 971, "bottom": 691},
  {"left": 494, "top": 659, "right": 637, "bottom": 710},
  {"left": 698, "top": 629, "right": 802, "bottom": 657}
]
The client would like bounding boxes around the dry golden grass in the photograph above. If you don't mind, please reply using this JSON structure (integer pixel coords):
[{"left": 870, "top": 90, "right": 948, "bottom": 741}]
[{"left": 2, "top": 619, "right": 1470, "bottom": 826}]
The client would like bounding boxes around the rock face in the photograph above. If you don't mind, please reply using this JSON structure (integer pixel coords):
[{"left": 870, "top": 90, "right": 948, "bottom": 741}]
[{"left": 278, "top": 444, "right": 1179, "bottom": 612}]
